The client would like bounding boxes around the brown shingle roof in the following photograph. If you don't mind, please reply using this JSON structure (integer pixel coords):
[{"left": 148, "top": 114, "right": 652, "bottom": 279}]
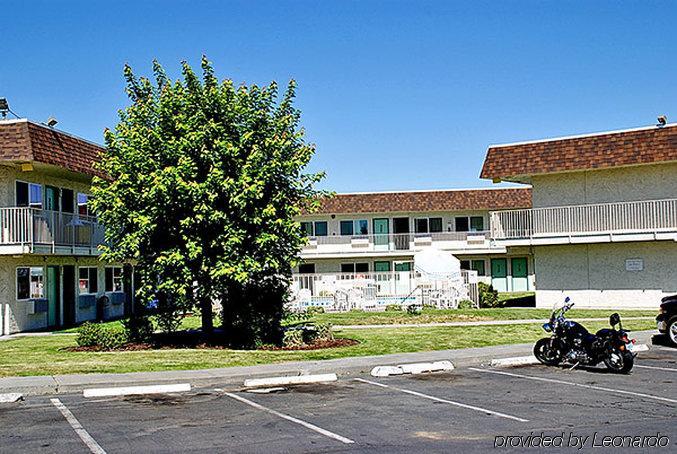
[
  {"left": 314, "top": 188, "right": 531, "bottom": 214},
  {"left": 0, "top": 120, "right": 104, "bottom": 178},
  {"left": 480, "top": 124, "right": 677, "bottom": 181}
]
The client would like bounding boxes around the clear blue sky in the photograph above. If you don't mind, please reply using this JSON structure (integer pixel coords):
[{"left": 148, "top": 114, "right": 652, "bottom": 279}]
[{"left": 3, "top": 1, "right": 675, "bottom": 192}]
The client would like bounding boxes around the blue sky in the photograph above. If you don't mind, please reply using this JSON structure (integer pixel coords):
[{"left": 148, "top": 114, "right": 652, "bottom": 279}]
[{"left": 2, "top": 1, "right": 675, "bottom": 192}]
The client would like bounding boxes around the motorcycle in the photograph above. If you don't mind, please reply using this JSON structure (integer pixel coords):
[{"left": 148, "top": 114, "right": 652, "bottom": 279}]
[{"left": 533, "top": 297, "right": 637, "bottom": 373}]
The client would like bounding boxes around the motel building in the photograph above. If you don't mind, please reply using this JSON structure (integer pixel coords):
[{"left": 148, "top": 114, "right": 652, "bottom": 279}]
[
  {"left": 481, "top": 121, "right": 677, "bottom": 309},
  {"left": 293, "top": 188, "right": 536, "bottom": 305},
  {"left": 0, "top": 119, "right": 130, "bottom": 335}
]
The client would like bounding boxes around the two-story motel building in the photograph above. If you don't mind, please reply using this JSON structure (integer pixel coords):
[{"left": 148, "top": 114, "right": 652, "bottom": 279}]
[
  {"left": 0, "top": 119, "right": 130, "bottom": 335},
  {"left": 482, "top": 122, "right": 677, "bottom": 309},
  {"left": 295, "top": 187, "right": 535, "bottom": 292}
]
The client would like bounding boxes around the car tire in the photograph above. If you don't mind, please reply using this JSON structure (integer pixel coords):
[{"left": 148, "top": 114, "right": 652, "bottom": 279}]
[{"left": 668, "top": 316, "right": 677, "bottom": 347}]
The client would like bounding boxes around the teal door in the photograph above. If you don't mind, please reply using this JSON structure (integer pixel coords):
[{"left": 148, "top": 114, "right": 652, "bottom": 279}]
[
  {"left": 511, "top": 257, "right": 529, "bottom": 292},
  {"left": 373, "top": 219, "right": 389, "bottom": 250},
  {"left": 46, "top": 266, "right": 60, "bottom": 327},
  {"left": 491, "top": 258, "right": 508, "bottom": 292},
  {"left": 45, "top": 186, "right": 59, "bottom": 211}
]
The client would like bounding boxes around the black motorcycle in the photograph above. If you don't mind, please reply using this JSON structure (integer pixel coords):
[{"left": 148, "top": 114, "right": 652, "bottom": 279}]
[{"left": 533, "top": 297, "right": 637, "bottom": 374}]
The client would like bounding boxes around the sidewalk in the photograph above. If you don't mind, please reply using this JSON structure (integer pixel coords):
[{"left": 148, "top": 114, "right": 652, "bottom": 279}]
[
  {"left": 0, "top": 330, "right": 656, "bottom": 397},
  {"left": 334, "top": 316, "right": 654, "bottom": 329}
]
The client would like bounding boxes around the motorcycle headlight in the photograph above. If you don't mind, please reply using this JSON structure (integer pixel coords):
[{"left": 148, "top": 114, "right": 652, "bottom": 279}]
[{"left": 542, "top": 323, "right": 552, "bottom": 333}]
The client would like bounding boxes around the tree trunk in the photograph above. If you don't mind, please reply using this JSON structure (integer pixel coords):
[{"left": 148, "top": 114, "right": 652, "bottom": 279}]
[{"left": 197, "top": 281, "right": 214, "bottom": 338}]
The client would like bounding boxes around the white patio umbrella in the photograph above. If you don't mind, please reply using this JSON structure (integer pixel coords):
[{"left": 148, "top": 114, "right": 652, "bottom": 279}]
[{"left": 413, "top": 249, "right": 462, "bottom": 280}]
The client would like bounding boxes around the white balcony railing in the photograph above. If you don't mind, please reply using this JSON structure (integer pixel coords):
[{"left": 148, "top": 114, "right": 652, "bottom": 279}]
[
  {"left": 302, "top": 231, "right": 491, "bottom": 254},
  {"left": 0, "top": 207, "right": 105, "bottom": 254},
  {"left": 490, "top": 198, "right": 677, "bottom": 240}
]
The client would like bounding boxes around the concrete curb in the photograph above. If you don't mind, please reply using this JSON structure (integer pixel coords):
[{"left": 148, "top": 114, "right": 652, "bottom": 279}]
[
  {"left": 244, "top": 373, "right": 337, "bottom": 388},
  {"left": 490, "top": 356, "right": 540, "bottom": 368},
  {"left": 0, "top": 392, "right": 24, "bottom": 403},
  {"left": 83, "top": 383, "right": 191, "bottom": 398}
]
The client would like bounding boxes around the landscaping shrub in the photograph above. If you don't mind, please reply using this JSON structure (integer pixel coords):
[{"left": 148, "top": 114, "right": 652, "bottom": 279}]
[
  {"left": 457, "top": 299, "right": 476, "bottom": 309},
  {"left": 122, "top": 315, "right": 154, "bottom": 343},
  {"left": 76, "top": 322, "right": 127, "bottom": 350},
  {"left": 76, "top": 322, "right": 102, "bottom": 347},
  {"left": 306, "top": 306, "right": 325, "bottom": 315},
  {"left": 314, "top": 323, "right": 334, "bottom": 342},
  {"left": 282, "top": 329, "right": 304, "bottom": 347},
  {"left": 478, "top": 282, "right": 501, "bottom": 308},
  {"left": 385, "top": 304, "right": 402, "bottom": 312}
]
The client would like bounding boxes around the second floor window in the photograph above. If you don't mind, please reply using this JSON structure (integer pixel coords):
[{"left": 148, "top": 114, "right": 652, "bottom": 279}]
[
  {"left": 16, "top": 181, "right": 43, "bottom": 209},
  {"left": 340, "top": 220, "right": 368, "bottom": 236},
  {"left": 78, "top": 193, "right": 92, "bottom": 216},
  {"left": 415, "top": 217, "right": 443, "bottom": 234},
  {"left": 455, "top": 216, "right": 484, "bottom": 232},
  {"left": 300, "top": 221, "right": 328, "bottom": 237}
]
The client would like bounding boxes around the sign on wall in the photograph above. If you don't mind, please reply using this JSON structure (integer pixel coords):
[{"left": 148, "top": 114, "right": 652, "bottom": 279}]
[{"left": 625, "top": 258, "right": 644, "bottom": 272}]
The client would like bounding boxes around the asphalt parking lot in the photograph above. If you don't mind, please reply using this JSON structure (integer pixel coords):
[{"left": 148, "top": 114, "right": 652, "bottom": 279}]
[{"left": 1, "top": 344, "right": 676, "bottom": 453}]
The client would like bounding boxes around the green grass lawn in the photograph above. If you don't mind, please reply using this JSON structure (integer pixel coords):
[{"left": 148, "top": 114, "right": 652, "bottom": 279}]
[{"left": 0, "top": 319, "right": 656, "bottom": 378}]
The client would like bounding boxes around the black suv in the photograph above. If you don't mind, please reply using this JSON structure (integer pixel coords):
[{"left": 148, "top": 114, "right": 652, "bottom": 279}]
[{"left": 657, "top": 295, "right": 677, "bottom": 346}]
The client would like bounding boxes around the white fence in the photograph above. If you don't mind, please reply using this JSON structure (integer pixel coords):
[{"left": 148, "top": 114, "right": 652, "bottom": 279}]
[
  {"left": 291, "top": 270, "right": 479, "bottom": 311},
  {"left": 491, "top": 198, "right": 677, "bottom": 240},
  {"left": 0, "top": 207, "right": 104, "bottom": 252}
]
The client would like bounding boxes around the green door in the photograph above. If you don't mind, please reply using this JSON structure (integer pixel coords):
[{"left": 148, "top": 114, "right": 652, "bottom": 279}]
[
  {"left": 46, "top": 266, "right": 60, "bottom": 327},
  {"left": 373, "top": 219, "right": 389, "bottom": 250},
  {"left": 491, "top": 258, "right": 508, "bottom": 292},
  {"left": 45, "top": 186, "right": 59, "bottom": 211},
  {"left": 511, "top": 257, "right": 529, "bottom": 292}
]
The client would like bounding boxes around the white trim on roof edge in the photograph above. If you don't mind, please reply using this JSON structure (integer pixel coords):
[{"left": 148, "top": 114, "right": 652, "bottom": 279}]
[{"left": 488, "top": 123, "right": 677, "bottom": 149}]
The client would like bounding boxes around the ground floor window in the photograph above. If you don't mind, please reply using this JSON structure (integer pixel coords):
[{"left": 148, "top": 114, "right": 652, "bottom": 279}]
[
  {"left": 105, "top": 267, "right": 124, "bottom": 292},
  {"left": 340, "top": 263, "right": 369, "bottom": 273},
  {"left": 471, "top": 260, "right": 486, "bottom": 276},
  {"left": 79, "top": 267, "right": 98, "bottom": 294},
  {"left": 16, "top": 267, "right": 44, "bottom": 300},
  {"left": 298, "top": 263, "right": 315, "bottom": 274}
]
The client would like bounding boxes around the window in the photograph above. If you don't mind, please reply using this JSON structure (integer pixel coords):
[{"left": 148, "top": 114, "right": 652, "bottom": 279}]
[
  {"left": 374, "top": 261, "right": 391, "bottom": 272},
  {"left": 460, "top": 260, "right": 471, "bottom": 270},
  {"left": 105, "top": 267, "right": 124, "bottom": 292},
  {"left": 300, "top": 221, "right": 314, "bottom": 237},
  {"left": 314, "top": 221, "right": 328, "bottom": 236},
  {"left": 415, "top": 217, "right": 443, "bottom": 234},
  {"left": 77, "top": 193, "right": 91, "bottom": 216},
  {"left": 16, "top": 181, "right": 43, "bottom": 208},
  {"left": 471, "top": 260, "right": 486, "bottom": 276},
  {"left": 62, "top": 188, "right": 75, "bottom": 213},
  {"left": 298, "top": 263, "right": 315, "bottom": 274},
  {"left": 79, "top": 267, "right": 98, "bottom": 294},
  {"left": 16, "top": 267, "right": 44, "bottom": 300},
  {"left": 340, "top": 220, "right": 353, "bottom": 236},
  {"left": 341, "top": 263, "right": 369, "bottom": 273},
  {"left": 455, "top": 217, "right": 469, "bottom": 232},
  {"left": 341, "top": 263, "right": 354, "bottom": 273},
  {"left": 355, "top": 220, "right": 368, "bottom": 235},
  {"left": 394, "top": 262, "right": 412, "bottom": 272},
  {"left": 470, "top": 216, "right": 484, "bottom": 232}
]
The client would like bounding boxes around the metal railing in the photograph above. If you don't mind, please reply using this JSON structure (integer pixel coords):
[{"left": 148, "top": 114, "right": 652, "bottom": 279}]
[
  {"left": 303, "top": 231, "right": 490, "bottom": 252},
  {"left": 490, "top": 198, "right": 677, "bottom": 240},
  {"left": 0, "top": 207, "right": 104, "bottom": 253}
]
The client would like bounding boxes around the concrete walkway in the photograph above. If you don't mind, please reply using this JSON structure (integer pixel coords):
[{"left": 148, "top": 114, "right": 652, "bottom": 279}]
[
  {"left": 334, "top": 316, "right": 654, "bottom": 329},
  {"left": 0, "top": 330, "right": 657, "bottom": 397}
]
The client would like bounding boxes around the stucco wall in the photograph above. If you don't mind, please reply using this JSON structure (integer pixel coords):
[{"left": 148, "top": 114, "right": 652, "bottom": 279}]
[
  {"left": 531, "top": 162, "right": 677, "bottom": 208},
  {"left": 533, "top": 241, "right": 677, "bottom": 308},
  {"left": 0, "top": 164, "right": 92, "bottom": 208},
  {"left": 0, "top": 256, "right": 126, "bottom": 334}
]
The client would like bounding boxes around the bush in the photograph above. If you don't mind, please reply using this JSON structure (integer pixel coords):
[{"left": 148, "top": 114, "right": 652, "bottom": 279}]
[
  {"left": 306, "top": 306, "right": 325, "bottom": 315},
  {"left": 314, "top": 323, "right": 334, "bottom": 342},
  {"left": 122, "top": 315, "right": 154, "bottom": 343},
  {"left": 478, "top": 282, "right": 501, "bottom": 308},
  {"left": 457, "top": 299, "right": 475, "bottom": 309},
  {"left": 385, "top": 304, "right": 402, "bottom": 312},
  {"left": 422, "top": 303, "right": 437, "bottom": 310},
  {"left": 283, "top": 329, "right": 304, "bottom": 347},
  {"left": 76, "top": 322, "right": 127, "bottom": 350},
  {"left": 406, "top": 305, "right": 422, "bottom": 315}
]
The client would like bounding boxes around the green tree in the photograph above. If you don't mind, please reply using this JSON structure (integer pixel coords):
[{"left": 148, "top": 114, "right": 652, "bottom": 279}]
[{"left": 91, "top": 56, "right": 326, "bottom": 343}]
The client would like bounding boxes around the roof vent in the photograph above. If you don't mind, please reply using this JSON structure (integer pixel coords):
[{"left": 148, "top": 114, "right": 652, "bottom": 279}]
[
  {"left": 46, "top": 117, "right": 58, "bottom": 127},
  {"left": 657, "top": 115, "right": 667, "bottom": 127}
]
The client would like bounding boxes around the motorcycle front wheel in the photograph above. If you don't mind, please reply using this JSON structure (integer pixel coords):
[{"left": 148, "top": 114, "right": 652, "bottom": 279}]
[
  {"left": 534, "top": 338, "right": 563, "bottom": 366},
  {"left": 603, "top": 349, "right": 634, "bottom": 374}
]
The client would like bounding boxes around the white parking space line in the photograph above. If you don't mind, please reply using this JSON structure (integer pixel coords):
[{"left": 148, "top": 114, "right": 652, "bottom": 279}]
[
  {"left": 50, "top": 398, "right": 107, "bottom": 454},
  {"left": 354, "top": 378, "right": 529, "bottom": 422},
  {"left": 469, "top": 368, "right": 677, "bottom": 405},
  {"left": 222, "top": 392, "right": 355, "bottom": 444},
  {"left": 636, "top": 364, "right": 677, "bottom": 372}
]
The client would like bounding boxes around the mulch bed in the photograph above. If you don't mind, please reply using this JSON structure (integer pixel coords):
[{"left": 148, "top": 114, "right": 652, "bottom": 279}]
[{"left": 65, "top": 337, "right": 359, "bottom": 352}]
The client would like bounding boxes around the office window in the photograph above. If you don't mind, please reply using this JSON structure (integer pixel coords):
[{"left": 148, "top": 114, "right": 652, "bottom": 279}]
[
  {"left": 340, "top": 220, "right": 354, "bottom": 236},
  {"left": 355, "top": 220, "right": 368, "bottom": 235},
  {"left": 105, "top": 267, "right": 124, "bottom": 292},
  {"left": 62, "top": 188, "right": 75, "bottom": 213},
  {"left": 471, "top": 260, "right": 486, "bottom": 276},
  {"left": 455, "top": 217, "right": 469, "bottom": 232},
  {"left": 415, "top": 218, "right": 428, "bottom": 234},
  {"left": 314, "top": 221, "right": 328, "bottom": 236},
  {"left": 77, "top": 193, "right": 91, "bottom": 216},
  {"left": 298, "top": 263, "right": 315, "bottom": 274},
  {"left": 79, "top": 267, "right": 98, "bottom": 294},
  {"left": 470, "top": 216, "right": 484, "bottom": 232},
  {"left": 16, "top": 181, "right": 43, "bottom": 208},
  {"left": 300, "top": 221, "right": 314, "bottom": 236},
  {"left": 16, "top": 267, "right": 44, "bottom": 300}
]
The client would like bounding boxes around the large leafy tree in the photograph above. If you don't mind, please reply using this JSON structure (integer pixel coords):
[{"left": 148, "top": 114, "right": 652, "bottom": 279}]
[{"left": 92, "top": 57, "right": 325, "bottom": 344}]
